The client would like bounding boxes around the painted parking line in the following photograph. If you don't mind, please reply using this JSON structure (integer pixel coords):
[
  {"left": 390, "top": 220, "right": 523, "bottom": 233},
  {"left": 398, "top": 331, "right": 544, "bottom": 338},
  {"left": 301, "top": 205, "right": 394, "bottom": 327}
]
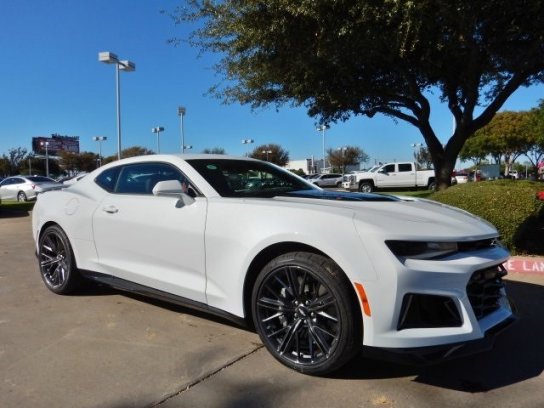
[{"left": 504, "top": 257, "right": 544, "bottom": 274}]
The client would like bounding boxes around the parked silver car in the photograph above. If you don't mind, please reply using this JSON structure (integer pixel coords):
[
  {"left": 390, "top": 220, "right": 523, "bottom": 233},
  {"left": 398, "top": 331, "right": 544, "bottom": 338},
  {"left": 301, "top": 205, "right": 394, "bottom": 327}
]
[
  {"left": 0, "top": 176, "right": 63, "bottom": 202},
  {"left": 311, "top": 173, "right": 344, "bottom": 188}
]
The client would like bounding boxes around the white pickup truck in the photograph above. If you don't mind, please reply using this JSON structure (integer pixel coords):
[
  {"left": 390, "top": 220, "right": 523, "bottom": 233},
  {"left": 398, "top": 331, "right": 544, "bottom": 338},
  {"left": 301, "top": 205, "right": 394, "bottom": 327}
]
[{"left": 343, "top": 162, "right": 436, "bottom": 192}]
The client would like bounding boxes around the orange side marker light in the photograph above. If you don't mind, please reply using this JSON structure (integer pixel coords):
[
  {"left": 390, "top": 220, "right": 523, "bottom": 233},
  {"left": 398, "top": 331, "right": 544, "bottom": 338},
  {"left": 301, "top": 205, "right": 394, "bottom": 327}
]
[{"left": 354, "top": 282, "right": 371, "bottom": 317}]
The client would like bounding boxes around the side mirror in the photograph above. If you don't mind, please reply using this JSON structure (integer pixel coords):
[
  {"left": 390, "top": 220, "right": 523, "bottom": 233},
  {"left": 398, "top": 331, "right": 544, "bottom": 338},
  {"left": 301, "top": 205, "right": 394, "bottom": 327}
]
[{"left": 152, "top": 180, "right": 196, "bottom": 207}]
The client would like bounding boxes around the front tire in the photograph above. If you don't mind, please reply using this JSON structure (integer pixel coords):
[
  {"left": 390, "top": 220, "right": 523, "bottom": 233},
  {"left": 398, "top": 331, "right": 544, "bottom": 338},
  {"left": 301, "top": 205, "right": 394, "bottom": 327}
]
[
  {"left": 38, "top": 225, "right": 81, "bottom": 294},
  {"left": 358, "top": 181, "right": 373, "bottom": 193},
  {"left": 252, "top": 252, "right": 361, "bottom": 375}
]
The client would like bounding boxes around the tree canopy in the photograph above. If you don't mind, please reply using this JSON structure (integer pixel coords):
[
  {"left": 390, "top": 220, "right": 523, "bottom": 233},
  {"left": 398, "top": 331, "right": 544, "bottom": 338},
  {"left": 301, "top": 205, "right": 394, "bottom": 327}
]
[
  {"left": 170, "top": 0, "right": 544, "bottom": 189},
  {"left": 249, "top": 143, "right": 289, "bottom": 166},
  {"left": 327, "top": 146, "right": 368, "bottom": 173}
]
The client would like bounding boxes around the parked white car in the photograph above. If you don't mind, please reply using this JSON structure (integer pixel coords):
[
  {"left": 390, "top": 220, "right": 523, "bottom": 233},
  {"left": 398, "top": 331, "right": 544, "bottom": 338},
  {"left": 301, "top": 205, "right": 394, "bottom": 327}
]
[
  {"left": 0, "top": 175, "right": 62, "bottom": 202},
  {"left": 32, "top": 155, "right": 515, "bottom": 375},
  {"left": 310, "top": 173, "right": 343, "bottom": 187}
]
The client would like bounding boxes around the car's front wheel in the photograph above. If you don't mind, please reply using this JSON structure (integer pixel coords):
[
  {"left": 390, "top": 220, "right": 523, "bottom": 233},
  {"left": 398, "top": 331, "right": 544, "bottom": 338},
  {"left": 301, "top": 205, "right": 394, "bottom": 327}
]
[
  {"left": 252, "top": 252, "right": 361, "bottom": 375},
  {"left": 38, "top": 225, "right": 81, "bottom": 294},
  {"left": 17, "top": 191, "right": 27, "bottom": 202},
  {"left": 358, "top": 181, "right": 373, "bottom": 193}
]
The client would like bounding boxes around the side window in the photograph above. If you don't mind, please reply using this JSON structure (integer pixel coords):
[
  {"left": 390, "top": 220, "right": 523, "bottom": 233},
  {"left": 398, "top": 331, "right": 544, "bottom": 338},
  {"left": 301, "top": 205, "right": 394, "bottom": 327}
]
[
  {"left": 383, "top": 164, "right": 396, "bottom": 173},
  {"left": 114, "top": 162, "right": 194, "bottom": 196},
  {"left": 95, "top": 167, "right": 120, "bottom": 193},
  {"left": 398, "top": 163, "right": 412, "bottom": 172}
]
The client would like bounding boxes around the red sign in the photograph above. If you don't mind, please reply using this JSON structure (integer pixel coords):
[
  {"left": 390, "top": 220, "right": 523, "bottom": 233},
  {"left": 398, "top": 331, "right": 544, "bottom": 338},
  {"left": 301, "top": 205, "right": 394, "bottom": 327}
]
[{"left": 503, "top": 257, "right": 544, "bottom": 274}]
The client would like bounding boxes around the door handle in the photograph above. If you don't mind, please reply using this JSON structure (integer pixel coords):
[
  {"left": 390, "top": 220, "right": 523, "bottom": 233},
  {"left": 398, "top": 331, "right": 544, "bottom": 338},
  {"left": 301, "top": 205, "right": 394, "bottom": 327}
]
[{"left": 102, "top": 205, "right": 119, "bottom": 214}]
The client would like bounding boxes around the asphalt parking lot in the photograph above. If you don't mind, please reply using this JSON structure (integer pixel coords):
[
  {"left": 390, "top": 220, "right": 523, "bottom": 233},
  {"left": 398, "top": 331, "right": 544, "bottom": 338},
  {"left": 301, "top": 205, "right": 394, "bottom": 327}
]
[{"left": 1, "top": 211, "right": 544, "bottom": 408}]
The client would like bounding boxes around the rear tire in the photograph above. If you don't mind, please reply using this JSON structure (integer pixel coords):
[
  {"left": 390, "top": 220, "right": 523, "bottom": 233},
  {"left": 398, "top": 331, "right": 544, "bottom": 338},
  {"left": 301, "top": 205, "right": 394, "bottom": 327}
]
[
  {"left": 17, "top": 191, "right": 27, "bottom": 202},
  {"left": 252, "top": 252, "right": 361, "bottom": 375},
  {"left": 38, "top": 225, "right": 82, "bottom": 294}
]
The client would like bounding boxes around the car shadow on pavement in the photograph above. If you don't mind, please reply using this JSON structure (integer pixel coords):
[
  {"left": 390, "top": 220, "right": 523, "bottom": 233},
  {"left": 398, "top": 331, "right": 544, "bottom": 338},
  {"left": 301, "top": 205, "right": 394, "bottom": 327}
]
[
  {"left": 332, "top": 280, "right": 544, "bottom": 392},
  {"left": 0, "top": 209, "right": 30, "bottom": 218}
]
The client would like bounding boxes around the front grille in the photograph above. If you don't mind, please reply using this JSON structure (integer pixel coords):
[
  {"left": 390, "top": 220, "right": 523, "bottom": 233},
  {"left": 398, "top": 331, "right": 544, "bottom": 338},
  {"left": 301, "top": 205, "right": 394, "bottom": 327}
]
[
  {"left": 466, "top": 265, "right": 507, "bottom": 320},
  {"left": 458, "top": 239, "right": 497, "bottom": 252}
]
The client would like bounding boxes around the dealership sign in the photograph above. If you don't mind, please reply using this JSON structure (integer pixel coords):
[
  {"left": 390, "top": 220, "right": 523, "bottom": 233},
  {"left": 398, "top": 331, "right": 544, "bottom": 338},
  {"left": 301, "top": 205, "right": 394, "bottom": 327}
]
[
  {"left": 32, "top": 134, "right": 80, "bottom": 156},
  {"left": 504, "top": 257, "right": 544, "bottom": 274}
]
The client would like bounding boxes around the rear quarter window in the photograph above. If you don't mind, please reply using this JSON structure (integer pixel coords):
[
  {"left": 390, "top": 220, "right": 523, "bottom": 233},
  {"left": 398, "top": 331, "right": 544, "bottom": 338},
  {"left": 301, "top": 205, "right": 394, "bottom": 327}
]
[{"left": 94, "top": 167, "right": 120, "bottom": 193}]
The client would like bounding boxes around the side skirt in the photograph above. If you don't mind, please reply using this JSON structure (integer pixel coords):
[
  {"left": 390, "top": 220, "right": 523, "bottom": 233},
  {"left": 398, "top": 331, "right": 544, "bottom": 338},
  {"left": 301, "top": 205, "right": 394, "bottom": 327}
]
[{"left": 79, "top": 270, "right": 248, "bottom": 328}]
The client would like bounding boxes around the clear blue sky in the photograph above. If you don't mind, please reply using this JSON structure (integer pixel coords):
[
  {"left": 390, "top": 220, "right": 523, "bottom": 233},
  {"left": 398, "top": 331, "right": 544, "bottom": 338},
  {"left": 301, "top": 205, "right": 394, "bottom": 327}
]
[{"left": 1, "top": 0, "right": 543, "bottom": 168}]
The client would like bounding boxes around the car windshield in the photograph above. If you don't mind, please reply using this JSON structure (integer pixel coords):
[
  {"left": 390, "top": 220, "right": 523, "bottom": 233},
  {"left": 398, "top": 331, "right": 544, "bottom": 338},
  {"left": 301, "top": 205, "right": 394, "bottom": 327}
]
[{"left": 187, "top": 159, "right": 316, "bottom": 198}]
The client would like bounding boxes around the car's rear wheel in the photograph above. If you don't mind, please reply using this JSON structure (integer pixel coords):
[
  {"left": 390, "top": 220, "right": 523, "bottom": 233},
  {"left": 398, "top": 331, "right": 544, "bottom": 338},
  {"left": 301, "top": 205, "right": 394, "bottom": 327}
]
[
  {"left": 38, "top": 225, "right": 81, "bottom": 294},
  {"left": 17, "top": 191, "right": 27, "bottom": 202},
  {"left": 252, "top": 252, "right": 361, "bottom": 375}
]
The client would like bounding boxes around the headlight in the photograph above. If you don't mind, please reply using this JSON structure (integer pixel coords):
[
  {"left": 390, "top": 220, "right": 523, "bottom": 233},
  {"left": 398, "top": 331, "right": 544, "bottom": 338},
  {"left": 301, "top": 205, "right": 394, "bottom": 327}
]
[{"left": 386, "top": 240, "right": 458, "bottom": 260}]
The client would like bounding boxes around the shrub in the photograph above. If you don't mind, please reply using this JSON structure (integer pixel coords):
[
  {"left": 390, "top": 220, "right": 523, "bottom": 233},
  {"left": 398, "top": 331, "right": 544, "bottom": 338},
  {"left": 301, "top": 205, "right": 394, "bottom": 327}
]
[{"left": 431, "top": 180, "right": 544, "bottom": 255}]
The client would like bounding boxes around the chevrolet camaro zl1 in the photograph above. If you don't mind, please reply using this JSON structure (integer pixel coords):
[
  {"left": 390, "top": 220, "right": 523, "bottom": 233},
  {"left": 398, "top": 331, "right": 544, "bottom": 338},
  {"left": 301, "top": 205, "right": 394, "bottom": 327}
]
[{"left": 32, "top": 155, "right": 515, "bottom": 375}]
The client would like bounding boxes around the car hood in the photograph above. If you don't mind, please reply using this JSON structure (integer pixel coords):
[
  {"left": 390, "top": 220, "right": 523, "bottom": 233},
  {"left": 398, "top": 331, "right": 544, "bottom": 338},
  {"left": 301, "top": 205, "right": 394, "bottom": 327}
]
[{"left": 274, "top": 190, "right": 497, "bottom": 239}]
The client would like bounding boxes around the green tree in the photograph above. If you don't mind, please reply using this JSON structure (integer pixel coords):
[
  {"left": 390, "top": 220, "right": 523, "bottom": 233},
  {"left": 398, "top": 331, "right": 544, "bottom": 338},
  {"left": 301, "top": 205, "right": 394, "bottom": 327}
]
[
  {"left": 327, "top": 146, "right": 368, "bottom": 173},
  {"left": 3, "top": 147, "right": 28, "bottom": 175},
  {"left": 415, "top": 146, "right": 433, "bottom": 170},
  {"left": 102, "top": 146, "right": 154, "bottom": 165},
  {"left": 526, "top": 101, "right": 544, "bottom": 172},
  {"left": 249, "top": 144, "right": 289, "bottom": 166},
  {"left": 460, "top": 111, "right": 534, "bottom": 173},
  {"left": 171, "top": 0, "right": 544, "bottom": 190}
]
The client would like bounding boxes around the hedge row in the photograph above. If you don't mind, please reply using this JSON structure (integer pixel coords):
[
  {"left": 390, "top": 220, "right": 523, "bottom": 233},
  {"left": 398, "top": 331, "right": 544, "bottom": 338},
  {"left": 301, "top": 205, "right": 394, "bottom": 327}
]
[{"left": 431, "top": 180, "right": 544, "bottom": 255}]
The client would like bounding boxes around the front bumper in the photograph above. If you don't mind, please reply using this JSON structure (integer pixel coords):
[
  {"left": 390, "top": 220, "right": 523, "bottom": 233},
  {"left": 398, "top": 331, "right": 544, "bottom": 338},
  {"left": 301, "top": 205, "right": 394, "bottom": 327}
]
[{"left": 363, "top": 314, "right": 517, "bottom": 365}]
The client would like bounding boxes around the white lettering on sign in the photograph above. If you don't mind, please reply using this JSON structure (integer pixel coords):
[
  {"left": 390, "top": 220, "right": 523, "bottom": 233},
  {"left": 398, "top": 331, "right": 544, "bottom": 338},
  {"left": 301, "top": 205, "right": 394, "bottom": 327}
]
[{"left": 503, "top": 258, "right": 544, "bottom": 274}]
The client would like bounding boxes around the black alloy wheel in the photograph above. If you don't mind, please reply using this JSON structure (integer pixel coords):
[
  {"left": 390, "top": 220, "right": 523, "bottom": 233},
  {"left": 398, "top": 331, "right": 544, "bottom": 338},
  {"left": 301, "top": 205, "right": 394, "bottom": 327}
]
[
  {"left": 38, "top": 225, "right": 81, "bottom": 294},
  {"left": 252, "top": 252, "right": 361, "bottom": 375}
]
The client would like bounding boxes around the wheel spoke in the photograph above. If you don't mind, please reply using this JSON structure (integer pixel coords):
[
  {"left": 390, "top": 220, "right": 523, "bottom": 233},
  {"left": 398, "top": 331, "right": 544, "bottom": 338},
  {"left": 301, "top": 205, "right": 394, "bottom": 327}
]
[
  {"left": 277, "top": 318, "right": 303, "bottom": 355},
  {"left": 308, "top": 322, "right": 333, "bottom": 357}
]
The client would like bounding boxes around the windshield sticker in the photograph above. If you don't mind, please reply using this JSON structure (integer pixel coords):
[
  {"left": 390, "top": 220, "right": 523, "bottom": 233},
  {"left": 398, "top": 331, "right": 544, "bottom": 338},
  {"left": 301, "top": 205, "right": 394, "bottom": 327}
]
[{"left": 206, "top": 164, "right": 218, "bottom": 170}]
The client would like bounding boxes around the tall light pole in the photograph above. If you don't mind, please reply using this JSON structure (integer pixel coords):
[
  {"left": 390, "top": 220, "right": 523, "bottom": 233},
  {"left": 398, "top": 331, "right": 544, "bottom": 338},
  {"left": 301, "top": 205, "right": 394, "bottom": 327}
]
[
  {"left": 40, "top": 141, "right": 50, "bottom": 178},
  {"left": 92, "top": 136, "right": 107, "bottom": 167},
  {"left": 178, "top": 106, "right": 186, "bottom": 153},
  {"left": 151, "top": 127, "right": 164, "bottom": 153},
  {"left": 316, "top": 125, "right": 328, "bottom": 173},
  {"left": 411, "top": 143, "right": 422, "bottom": 187},
  {"left": 99, "top": 51, "right": 136, "bottom": 160},
  {"left": 262, "top": 150, "right": 272, "bottom": 161}
]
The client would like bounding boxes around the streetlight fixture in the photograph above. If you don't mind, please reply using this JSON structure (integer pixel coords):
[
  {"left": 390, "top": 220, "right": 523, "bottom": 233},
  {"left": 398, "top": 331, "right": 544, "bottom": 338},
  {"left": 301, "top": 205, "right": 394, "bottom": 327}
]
[
  {"left": 92, "top": 136, "right": 107, "bottom": 167},
  {"left": 151, "top": 127, "right": 165, "bottom": 153},
  {"left": 40, "top": 141, "right": 50, "bottom": 178},
  {"left": 261, "top": 150, "right": 272, "bottom": 161},
  {"left": 98, "top": 51, "right": 136, "bottom": 160},
  {"left": 178, "top": 106, "right": 187, "bottom": 153},
  {"left": 316, "top": 124, "right": 329, "bottom": 173},
  {"left": 241, "top": 139, "right": 254, "bottom": 157}
]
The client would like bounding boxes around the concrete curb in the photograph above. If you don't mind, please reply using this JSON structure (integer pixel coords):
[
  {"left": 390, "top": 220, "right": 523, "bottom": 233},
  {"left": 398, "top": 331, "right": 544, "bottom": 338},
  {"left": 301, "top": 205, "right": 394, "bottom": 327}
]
[{"left": 504, "top": 256, "right": 544, "bottom": 274}]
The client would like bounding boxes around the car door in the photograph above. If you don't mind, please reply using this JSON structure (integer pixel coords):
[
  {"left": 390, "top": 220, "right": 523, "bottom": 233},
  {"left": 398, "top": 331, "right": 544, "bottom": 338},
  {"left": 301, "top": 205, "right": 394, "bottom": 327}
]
[
  {"left": 0, "top": 178, "right": 20, "bottom": 200},
  {"left": 375, "top": 164, "right": 398, "bottom": 188},
  {"left": 92, "top": 162, "right": 208, "bottom": 303},
  {"left": 397, "top": 163, "right": 416, "bottom": 187}
]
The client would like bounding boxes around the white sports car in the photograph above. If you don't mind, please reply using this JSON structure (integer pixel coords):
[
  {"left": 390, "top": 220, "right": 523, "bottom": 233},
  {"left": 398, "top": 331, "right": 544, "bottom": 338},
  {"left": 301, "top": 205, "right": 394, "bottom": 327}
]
[{"left": 32, "top": 154, "right": 515, "bottom": 375}]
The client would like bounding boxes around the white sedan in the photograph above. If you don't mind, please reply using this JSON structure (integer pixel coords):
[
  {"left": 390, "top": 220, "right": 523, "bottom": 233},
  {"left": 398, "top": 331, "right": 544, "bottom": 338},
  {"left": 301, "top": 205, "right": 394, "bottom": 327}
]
[{"left": 32, "top": 154, "right": 515, "bottom": 375}]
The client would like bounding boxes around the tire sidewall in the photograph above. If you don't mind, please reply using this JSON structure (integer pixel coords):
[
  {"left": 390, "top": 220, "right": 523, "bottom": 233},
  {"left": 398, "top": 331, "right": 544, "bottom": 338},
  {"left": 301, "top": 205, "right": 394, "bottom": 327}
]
[{"left": 38, "top": 225, "right": 79, "bottom": 294}]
